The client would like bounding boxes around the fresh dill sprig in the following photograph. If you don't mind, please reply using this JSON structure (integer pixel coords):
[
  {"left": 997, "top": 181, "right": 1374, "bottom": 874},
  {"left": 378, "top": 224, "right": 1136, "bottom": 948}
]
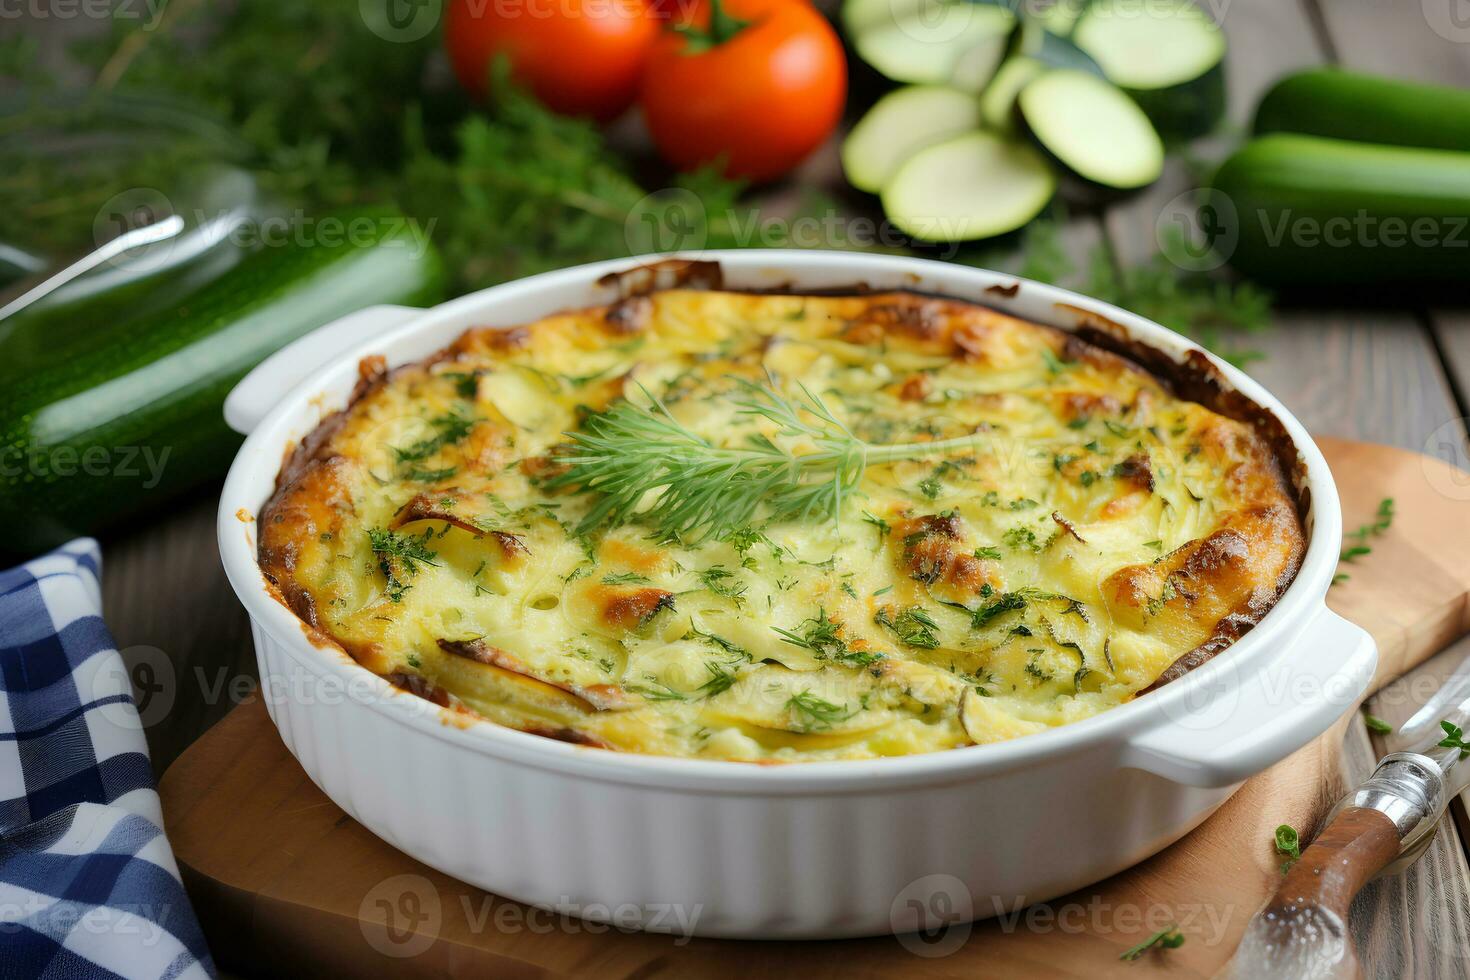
[
  {"left": 685, "top": 622, "right": 750, "bottom": 659},
  {"left": 547, "top": 379, "right": 1029, "bottom": 542},
  {"left": 627, "top": 679, "right": 686, "bottom": 702},
  {"left": 773, "top": 608, "right": 847, "bottom": 660},
  {"left": 785, "top": 690, "right": 856, "bottom": 732},
  {"left": 697, "top": 660, "right": 740, "bottom": 697},
  {"left": 696, "top": 565, "right": 747, "bottom": 605}
]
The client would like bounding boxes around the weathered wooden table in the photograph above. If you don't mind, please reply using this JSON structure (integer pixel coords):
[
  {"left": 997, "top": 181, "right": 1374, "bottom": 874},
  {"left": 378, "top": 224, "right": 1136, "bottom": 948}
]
[{"left": 90, "top": 0, "right": 1470, "bottom": 974}]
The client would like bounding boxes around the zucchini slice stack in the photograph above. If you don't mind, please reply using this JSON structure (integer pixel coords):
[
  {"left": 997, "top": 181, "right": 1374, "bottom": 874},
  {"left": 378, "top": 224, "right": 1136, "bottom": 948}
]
[{"left": 842, "top": 0, "right": 1226, "bottom": 243}]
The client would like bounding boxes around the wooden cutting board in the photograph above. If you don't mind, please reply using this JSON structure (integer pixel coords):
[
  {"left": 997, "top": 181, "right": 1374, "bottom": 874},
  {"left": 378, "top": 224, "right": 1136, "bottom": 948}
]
[{"left": 160, "top": 437, "right": 1470, "bottom": 978}]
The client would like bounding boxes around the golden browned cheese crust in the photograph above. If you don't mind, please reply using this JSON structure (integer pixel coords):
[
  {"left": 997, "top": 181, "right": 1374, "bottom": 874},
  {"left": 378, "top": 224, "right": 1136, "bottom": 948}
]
[{"left": 258, "top": 289, "right": 1305, "bottom": 762}]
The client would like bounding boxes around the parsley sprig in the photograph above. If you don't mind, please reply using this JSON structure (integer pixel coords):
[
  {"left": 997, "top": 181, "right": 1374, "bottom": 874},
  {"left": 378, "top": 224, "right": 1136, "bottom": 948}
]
[{"left": 1439, "top": 720, "right": 1470, "bottom": 759}]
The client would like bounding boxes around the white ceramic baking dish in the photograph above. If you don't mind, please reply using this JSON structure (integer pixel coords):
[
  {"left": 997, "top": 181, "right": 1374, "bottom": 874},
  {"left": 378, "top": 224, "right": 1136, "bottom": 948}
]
[{"left": 216, "top": 250, "right": 1375, "bottom": 940}]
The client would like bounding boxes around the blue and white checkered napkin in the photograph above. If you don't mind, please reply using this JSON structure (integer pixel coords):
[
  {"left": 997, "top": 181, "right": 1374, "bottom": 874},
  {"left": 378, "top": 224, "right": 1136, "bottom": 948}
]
[{"left": 0, "top": 540, "right": 214, "bottom": 980}]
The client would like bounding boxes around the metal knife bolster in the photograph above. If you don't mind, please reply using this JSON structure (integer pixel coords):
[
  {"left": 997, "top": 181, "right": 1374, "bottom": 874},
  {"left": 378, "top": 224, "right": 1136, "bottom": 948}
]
[{"left": 1329, "top": 752, "right": 1447, "bottom": 871}]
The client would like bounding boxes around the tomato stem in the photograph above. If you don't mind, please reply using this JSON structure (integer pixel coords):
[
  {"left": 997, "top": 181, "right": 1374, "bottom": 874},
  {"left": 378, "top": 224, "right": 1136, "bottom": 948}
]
[{"left": 673, "top": 0, "right": 752, "bottom": 53}]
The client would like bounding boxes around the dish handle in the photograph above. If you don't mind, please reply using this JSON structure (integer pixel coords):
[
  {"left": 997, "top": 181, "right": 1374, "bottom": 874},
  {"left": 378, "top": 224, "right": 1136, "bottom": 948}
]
[
  {"left": 1122, "top": 608, "right": 1378, "bottom": 788},
  {"left": 224, "top": 304, "right": 424, "bottom": 435}
]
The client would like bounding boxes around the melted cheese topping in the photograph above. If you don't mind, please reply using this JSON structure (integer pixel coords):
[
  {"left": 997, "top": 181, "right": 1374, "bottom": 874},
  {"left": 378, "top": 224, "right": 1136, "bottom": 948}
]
[{"left": 259, "top": 290, "right": 1304, "bottom": 762}]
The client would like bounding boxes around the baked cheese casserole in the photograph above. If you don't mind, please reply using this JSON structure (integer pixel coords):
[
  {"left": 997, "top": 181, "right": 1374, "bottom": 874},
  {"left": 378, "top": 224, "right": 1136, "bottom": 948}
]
[{"left": 259, "top": 284, "right": 1305, "bottom": 762}]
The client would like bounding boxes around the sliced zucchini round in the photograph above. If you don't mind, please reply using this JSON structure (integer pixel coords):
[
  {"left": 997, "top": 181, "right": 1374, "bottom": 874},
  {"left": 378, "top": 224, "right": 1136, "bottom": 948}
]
[
  {"left": 841, "top": 0, "right": 933, "bottom": 38},
  {"left": 1072, "top": 0, "right": 1226, "bottom": 138},
  {"left": 842, "top": 86, "right": 984, "bottom": 193},
  {"left": 881, "top": 131, "right": 1056, "bottom": 242},
  {"left": 980, "top": 57, "right": 1044, "bottom": 133},
  {"left": 853, "top": 2, "right": 1016, "bottom": 87},
  {"left": 1017, "top": 69, "right": 1163, "bottom": 190}
]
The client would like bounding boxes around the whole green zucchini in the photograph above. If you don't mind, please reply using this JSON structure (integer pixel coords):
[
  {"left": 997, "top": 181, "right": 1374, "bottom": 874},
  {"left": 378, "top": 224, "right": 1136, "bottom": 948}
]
[
  {"left": 0, "top": 208, "right": 446, "bottom": 556},
  {"left": 1254, "top": 68, "right": 1470, "bottom": 152},
  {"left": 1209, "top": 134, "right": 1470, "bottom": 286}
]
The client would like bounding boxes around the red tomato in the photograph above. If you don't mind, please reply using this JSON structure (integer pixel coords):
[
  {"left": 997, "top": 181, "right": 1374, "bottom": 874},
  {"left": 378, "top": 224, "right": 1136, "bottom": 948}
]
[
  {"left": 444, "top": 0, "right": 659, "bottom": 122},
  {"left": 640, "top": 0, "right": 847, "bottom": 182}
]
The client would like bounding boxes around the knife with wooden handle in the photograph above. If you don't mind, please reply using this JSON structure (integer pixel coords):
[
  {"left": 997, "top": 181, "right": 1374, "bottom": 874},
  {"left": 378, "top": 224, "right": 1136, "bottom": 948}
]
[{"left": 1226, "top": 654, "right": 1470, "bottom": 979}]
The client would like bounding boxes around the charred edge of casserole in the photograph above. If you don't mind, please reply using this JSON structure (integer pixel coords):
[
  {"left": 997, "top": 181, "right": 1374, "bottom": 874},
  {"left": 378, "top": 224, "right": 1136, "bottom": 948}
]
[
  {"left": 1050, "top": 303, "right": 1308, "bottom": 691},
  {"left": 257, "top": 349, "right": 462, "bottom": 628},
  {"left": 256, "top": 271, "right": 1309, "bottom": 717}
]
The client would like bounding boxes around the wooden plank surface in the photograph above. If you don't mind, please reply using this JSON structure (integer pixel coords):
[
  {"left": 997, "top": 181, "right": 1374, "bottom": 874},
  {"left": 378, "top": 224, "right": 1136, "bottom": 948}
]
[{"left": 1287, "top": 2, "right": 1470, "bottom": 977}]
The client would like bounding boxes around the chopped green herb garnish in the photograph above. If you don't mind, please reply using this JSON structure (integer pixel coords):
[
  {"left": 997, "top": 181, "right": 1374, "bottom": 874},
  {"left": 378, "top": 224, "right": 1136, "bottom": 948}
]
[
  {"left": 1002, "top": 526, "right": 1040, "bottom": 552},
  {"left": 875, "top": 606, "right": 941, "bottom": 649},
  {"left": 861, "top": 511, "right": 892, "bottom": 545},
  {"left": 1274, "top": 823, "right": 1301, "bottom": 873},
  {"left": 696, "top": 565, "right": 747, "bottom": 605},
  {"left": 686, "top": 622, "right": 750, "bottom": 659},
  {"left": 602, "top": 571, "right": 650, "bottom": 585},
  {"left": 1119, "top": 925, "right": 1184, "bottom": 961},
  {"left": 1438, "top": 720, "right": 1469, "bottom": 759},
  {"left": 697, "top": 660, "right": 739, "bottom": 697},
  {"left": 786, "top": 690, "right": 856, "bottom": 732},
  {"left": 1339, "top": 497, "right": 1395, "bottom": 564},
  {"left": 772, "top": 608, "right": 847, "bottom": 660},
  {"left": 367, "top": 527, "right": 440, "bottom": 603},
  {"left": 628, "top": 680, "right": 686, "bottom": 701},
  {"left": 1362, "top": 712, "right": 1392, "bottom": 735},
  {"left": 393, "top": 410, "right": 475, "bottom": 466}
]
